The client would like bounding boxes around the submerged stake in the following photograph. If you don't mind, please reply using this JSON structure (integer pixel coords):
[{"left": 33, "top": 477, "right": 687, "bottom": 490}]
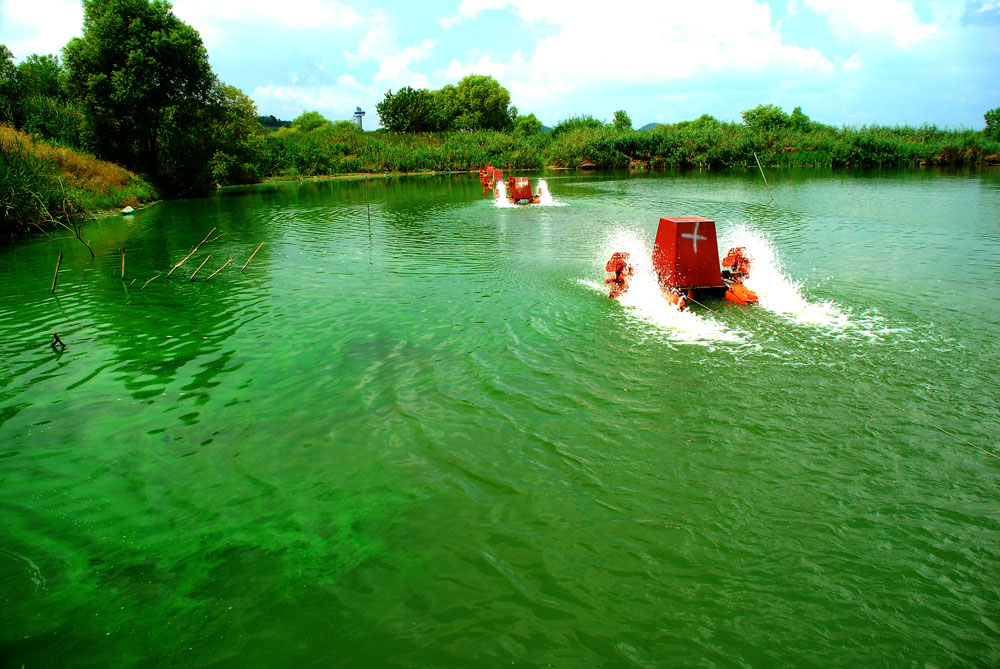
[
  {"left": 50, "top": 251, "right": 62, "bottom": 294},
  {"left": 168, "top": 227, "right": 217, "bottom": 278},
  {"left": 206, "top": 257, "right": 234, "bottom": 281},
  {"left": 120, "top": 248, "right": 125, "bottom": 279},
  {"left": 753, "top": 152, "right": 774, "bottom": 202},
  {"left": 241, "top": 242, "right": 264, "bottom": 273},
  {"left": 190, "top": 254, "right": 212, "bottom": 281}
]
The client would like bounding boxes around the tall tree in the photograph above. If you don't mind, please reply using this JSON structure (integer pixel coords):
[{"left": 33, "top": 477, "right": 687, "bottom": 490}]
[
  {"left": 0, "top": 44, "right": 16, "bottom": 123},
  {"left": 985, "top": 107, "right": 1000, "bottom": 141},
  {"left": 63, "top": 0, "right": 216, "bottom": 193},
  {"left": 613, "top": 110, "right": 632, "bottom": 131},
  {"left": 376, "top": 87, "right": 440, "bottom": 132},
  {"left": 449, "top": 75, "right": 514, "bottom": 131}
]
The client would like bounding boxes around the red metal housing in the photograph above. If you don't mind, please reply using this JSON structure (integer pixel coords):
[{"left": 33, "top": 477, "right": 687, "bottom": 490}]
[
  {"left": 509, "top": 177, "right": 533, "bottom": 202},
  {"left": 652, "top": 216, "right": 724, "bottom": 289}
]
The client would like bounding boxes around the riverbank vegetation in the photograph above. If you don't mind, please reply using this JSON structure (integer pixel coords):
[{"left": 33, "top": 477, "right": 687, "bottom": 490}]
[
  {"left": 1, "top": 0, "right": 999, "bottom": 235},
  {"left": 254, "top": 105, "right": 999, "bottom": 178},
  {"left": 1, "top": 125, "right": 153, "bottom": 234}
]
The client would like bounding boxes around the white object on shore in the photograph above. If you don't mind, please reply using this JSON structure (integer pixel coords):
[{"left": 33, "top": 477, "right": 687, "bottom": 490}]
[{"left": 121, "top": 206, "right": 135, "bottom": 215}]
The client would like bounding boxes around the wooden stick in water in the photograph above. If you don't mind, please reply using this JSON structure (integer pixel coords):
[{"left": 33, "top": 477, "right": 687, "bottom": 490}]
[
  {"left": 206, "top": 257, "right": 234, "bottom": 281},
  {"left": 120, "top": 248, "right": 125, "bottom": 279},
  {"left": 51, "top": 251, "right": 63, "bottom": 294},
  {"left": 753, "top": 152, "right": 774, "bottom": 201},
  {"left": 190, "top": 254, "right": 212, "bottom": 281},
  {"left": 241, "top": 242, "right": 264, "bottom": 273},
  {"left": 167, "top": 227, "right": 217, "bottom": 278},
  {"left": 141, "top": 274, "right": 161, "bottom": 290}
]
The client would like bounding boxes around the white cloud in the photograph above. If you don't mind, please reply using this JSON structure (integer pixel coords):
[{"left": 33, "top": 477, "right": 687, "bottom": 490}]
[
  {"left": 843, "top": 52, "right": 864, "bottom": 71},
  {"left": 254, "top": 83, "right": 353, "bottom": 115},
  {"left": 804, "top": 0, "right": 939, "bottom": 46},
  {"left": 374, "top": 39, "right": 436, "bottom": 82},
  {"left": 337, "top": 73, "right": 364, "bottom": 88},
  {"left": 0, "top": 0, "right": 83, "bottom": 60},
  {"left": 171, "top": 0, "right": 362, "bottom": 33},
  {"left": 441, "top": 1, "right": 835, "bottom": 111}
]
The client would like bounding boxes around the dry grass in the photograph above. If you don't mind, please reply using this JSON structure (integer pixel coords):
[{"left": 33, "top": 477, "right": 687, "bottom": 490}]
[
  {"left": 0, "top": 125, "right": 141, "bottom": 192},
  {"left": 1, "top": 124, "right": 155, "bottom": 233}
]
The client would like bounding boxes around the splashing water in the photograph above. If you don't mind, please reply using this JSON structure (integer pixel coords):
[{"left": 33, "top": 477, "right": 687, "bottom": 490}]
[
  {"left": 493, "top": 181, "right": 517, "bottom": 208},
  {"left": 536, "top": 180, "right": 565, "bottom": 207},
  {"left": 590, "top": 228, "right": 742, "bottom": 345},
  {"left": 718, "top": 224, "right": 851, "bottom": 327}
]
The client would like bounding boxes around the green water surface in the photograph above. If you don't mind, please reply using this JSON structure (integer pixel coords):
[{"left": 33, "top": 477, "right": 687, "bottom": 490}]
[{"left": 1, "top": 169, "right": 998, "bottom": 667}]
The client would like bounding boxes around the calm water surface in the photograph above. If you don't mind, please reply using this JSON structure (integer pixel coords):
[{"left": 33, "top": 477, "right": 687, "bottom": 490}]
[{"left": 1, "top": 168, "right": 998, "bottom": 667}]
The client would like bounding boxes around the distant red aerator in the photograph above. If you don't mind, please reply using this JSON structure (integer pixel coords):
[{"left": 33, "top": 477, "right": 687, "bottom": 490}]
[
  {"left": 499, "top": 176, "right": 541, "bottom": 205},
  {"left": 605, "top": 216, "right": 758, "bottom": 309}
]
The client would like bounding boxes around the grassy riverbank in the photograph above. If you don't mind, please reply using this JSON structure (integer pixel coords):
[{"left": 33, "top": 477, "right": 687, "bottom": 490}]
[
  {"left": 257, "top": 121, "right": 1000, "bottom": 179},
  {"left": 1, "top": 125, "right": 155, "bottom": 235}
]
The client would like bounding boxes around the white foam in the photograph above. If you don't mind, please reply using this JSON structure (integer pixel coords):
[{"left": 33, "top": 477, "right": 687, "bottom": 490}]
[
  {"left": 536, "top": 180, "right": 566, "bottom": 207},
  {"left": 718, "top": 224, "right": 851, "bottom": 328},
  {"left": 493, "top": 180, "right": 517, "bottom": 208}
]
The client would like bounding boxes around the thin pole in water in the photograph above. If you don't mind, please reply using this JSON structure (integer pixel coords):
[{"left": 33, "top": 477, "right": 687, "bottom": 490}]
[
  {"left": 365, "top": 175, "right": 373, "bottom": 273},
  {"left": 241, "top": 242, "right": 264, "bottom": 273},
  {"left": 206, "top": 257, "right": 234, "bottom": 281},
  {"left": 50, "top": 251, "right": 62, "bottom": 294},
  {"left": 190, "top": 254, "right": 211, "bottom": 281},
  {"left": 754, "top": 152, "right": 774, "bottom": 202}
]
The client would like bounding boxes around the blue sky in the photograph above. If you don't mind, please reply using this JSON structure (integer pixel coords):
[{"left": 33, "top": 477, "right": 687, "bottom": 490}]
[{"left": 2, "top": 0, "right": 998, "bottom": 129}]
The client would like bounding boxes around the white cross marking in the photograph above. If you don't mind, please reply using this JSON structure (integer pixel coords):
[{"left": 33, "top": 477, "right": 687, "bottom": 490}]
[{"left": 681, "top": 221, "right": 707, "bottom": 253}]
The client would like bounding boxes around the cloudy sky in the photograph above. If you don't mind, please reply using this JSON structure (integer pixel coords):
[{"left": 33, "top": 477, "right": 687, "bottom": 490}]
[{"left": 1, "top": 0, "right": 998, "bottom": 129}]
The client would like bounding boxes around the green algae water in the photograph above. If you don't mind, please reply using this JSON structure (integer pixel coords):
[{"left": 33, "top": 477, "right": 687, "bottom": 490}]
[{"left": 1, "top": 169, "right": 998, "bottom": 667}]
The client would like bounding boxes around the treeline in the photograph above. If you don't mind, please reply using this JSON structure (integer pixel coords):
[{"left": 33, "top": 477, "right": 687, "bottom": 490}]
[{"left": 254, "top": 104, "right": 1000, "bottom": 178}]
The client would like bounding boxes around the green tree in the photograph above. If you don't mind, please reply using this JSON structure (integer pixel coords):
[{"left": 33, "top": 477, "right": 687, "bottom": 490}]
[
  {"left": 291, "top": 110, "right": 333, "bottom": 133},
  {"left": 613, "top": 109, "right": 632, "bottom": 131},
  {"left": 985, "top": 107, "right": 1000, "bottom": 140},
  {"left": 741, "top": 104, "right": 790, "bottom": 132},
  {"left": 63, "top": 0, "right": 217, "bottom": 193},
  {"left": 376, "top": 86, "right": 439, "bottom": 132},
  {"left": 789, "top": 106, "right": 811, "bottom": 132},
  {"left": 17, "top": 54, "right": 64, "bottom": 100},
  {"left": 550, "top": 114, "right": 604, "bottom": 138},
  {"left": 449, "top": 75, "right": 514, "bottom": 131},
  {"left": 0, "top": 44, "right": 16, "bottom": 123},
  {"left": 208, "top": 83, "right": 264, "bottom": 185},
  {"left": 513, "top": 113, "right": 543, "bottom": 136}
]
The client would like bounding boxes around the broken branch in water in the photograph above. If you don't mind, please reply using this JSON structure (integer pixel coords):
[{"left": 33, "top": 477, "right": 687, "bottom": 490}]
[
  {"left": 241, "top": 242, "right": 264, "bottom": 273},
  {"left": 120, "top": 248, "right": 125, "bottom": 279},
  {"left": 190, "top": 254, "right": 212, "bottom": 281},
  {"left": 51, "top": 332, "right": 65, "bottom": 349},
  {"left": 141, "top": 274, "right": 161, "bottom": 290},
  {"left": 206, "top": 257, "right": 234, "bottom": 281},
  {"left": 167, "top": 227, "right": 217, "bottom": 278},
  {"left": 50, "top": 251, "right": 62, "bottom": 294}
]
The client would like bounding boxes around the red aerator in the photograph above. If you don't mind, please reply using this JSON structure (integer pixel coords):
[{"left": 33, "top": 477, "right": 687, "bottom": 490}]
[
  {"left": 498, "top": 176, "right": 540, "bottom": 205},
  {"left": 606, "top": 216, "right": 758, "bottom": 309}
]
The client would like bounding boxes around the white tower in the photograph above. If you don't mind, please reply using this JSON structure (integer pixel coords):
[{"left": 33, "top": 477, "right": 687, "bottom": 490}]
[{"left": 353, "top": 106, "right": 366, "bottom": 129}]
